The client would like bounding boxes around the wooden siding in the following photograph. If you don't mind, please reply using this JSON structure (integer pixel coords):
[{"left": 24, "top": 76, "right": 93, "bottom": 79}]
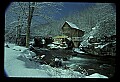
[{"left": 61, "top": 21, "right": 84, "bottom": 47}]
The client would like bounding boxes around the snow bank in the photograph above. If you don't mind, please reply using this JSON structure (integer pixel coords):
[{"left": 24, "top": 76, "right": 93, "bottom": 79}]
[
  {"left": 73, "top": 48, "right": 85, "bottom": 54},
  {"left": 47, "top": 43, "right": 67, "bottom": 49},
  {"left": 4, "top": 43, "right": 50, "bottom": 77},
  {"left": 19, "top": 49, "right": 36, "bottom": 58},
  {"left": 47, "top": 44, "right": 58, "bottom": 49},
  {"left": 4, "top": 43, "right": 85, "bottom": 78},
  {"left": 13, "top": 46, "right": 28, "bottom": 52},
  {"left": 85, "top": 73, "right": 108, "bottom": 78},
  {"left": 92, "top": 27, "right": 96, "bottom": 30},
  {"left": 4, "top": 43, "right": 109, "bottom": 78},
  {"left": 38, "top": 65, "right": 85, "bottom": 78},
  {"left": 69, "top": 57, "right": 89, "bottom": 61}
]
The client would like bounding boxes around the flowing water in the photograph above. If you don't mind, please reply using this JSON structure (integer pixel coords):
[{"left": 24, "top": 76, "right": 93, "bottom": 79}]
[
  {"left": 33, "top": 49, "right": 116, "bottom": 78},
  {"left": 63, "top": 53, "right": 115, "bottom": 78}
]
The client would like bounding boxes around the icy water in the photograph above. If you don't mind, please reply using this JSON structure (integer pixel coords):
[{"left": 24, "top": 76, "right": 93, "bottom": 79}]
[
  {"left": 63, "top": 53, "right": 115, "bottom": 78},
  {"left": 46, "top": 49, "right": 115, "bottom": 78},
  {"left": 29, "top": 48, "right": 115, "bottom": 78}
]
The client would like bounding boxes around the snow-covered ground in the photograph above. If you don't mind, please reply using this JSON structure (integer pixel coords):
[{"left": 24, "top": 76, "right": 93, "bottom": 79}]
[
  {"left": 85, "top": 73, "right": 108, "bottom": 78},
  {"left": 4, "top": 43, "right": 50, "bottom": 77},
  {"left": 4, "top": 43, "right": 108, "bottom": 78}
]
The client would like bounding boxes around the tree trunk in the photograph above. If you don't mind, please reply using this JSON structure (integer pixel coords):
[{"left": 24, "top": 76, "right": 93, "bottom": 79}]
[
  {"left": 26, "top": 2, "right": 35, "bottom": 48},
  {"left": 16, "top": 15, "right": 21, "bottom": 45}
]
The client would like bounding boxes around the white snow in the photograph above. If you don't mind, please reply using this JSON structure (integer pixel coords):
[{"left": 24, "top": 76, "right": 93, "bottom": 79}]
[
  {"left": 94, "top": 43, "right": 110, "bottom": 49},
  {"left": 19, "top": 49, "right": 36, "bottom": 59},
  {"left": 13, "top": 46, "right": 28, "bottom": 52},
  {"left": 47, "top": 44, "right": 58, "bottom": 49},
  {"left": 69, "top": 57, "right": 89, "bottom": 61},
  {"left": 4, "top": 43, "right": 108, "bottom": 78},
  {"left": 89, "top": 36, "right": 94, "bottom": 39},
  {"left": 66, "top": 21, "right": 80, "bottom": 30},
  {"left": 97, "top": 43, "right": 109, "bottom": 49},
  {"left": 92, "top": 27, "right": 96, "bottom": 30},
  {"left": 29, "top": 40, "right": 34, "bottom": 45},
  {"left": 40, "top": 55, "right": 45, "bottom": 59},
  {"left": 4, "top": 43, "right": 84, "bottom": 78},
  {"left": 4, "top": 43, "right": 50, "bottom": 77},
  {"left": 85, "top": 73, "right": 108, "bottom": 78},
  {"left": 47, "top": 43, "right": 67, "bottom": 49},
  {"left": 73, "top": 48, "right": 85, "bottom": 54},
  {"left": 52, "top": 41, "right": 60, "bottom": 44}
]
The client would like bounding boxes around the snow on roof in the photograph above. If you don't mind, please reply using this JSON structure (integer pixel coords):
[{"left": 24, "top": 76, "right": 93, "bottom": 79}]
[{"left": 65, "top": 21, "right": 80, "bottom": 30}]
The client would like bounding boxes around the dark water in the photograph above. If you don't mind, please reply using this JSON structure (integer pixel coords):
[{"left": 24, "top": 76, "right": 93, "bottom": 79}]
[
  {"left": 34, "top": 49, "right": 115, "bottom": 78},
  {"left": 65, "top": 53, "right": 115, "bottom": 78}
]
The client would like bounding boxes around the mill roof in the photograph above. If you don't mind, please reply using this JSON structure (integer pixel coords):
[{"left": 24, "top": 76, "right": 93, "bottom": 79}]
[{"left": 65, "top": 21, "right": 80, "bottom": 30}]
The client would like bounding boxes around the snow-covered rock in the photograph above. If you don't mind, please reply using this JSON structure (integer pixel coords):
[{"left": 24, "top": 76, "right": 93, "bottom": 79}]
[
  {"left": 47, "top": 44, "right": 58, "bottom": 49},
  {"left": 21, "top": 49, "right": 36, "bottom": 57},
  {"left": 92, "top": 27, "right": 96, "bottom": 30},
  {"left": 52, "top": 41, "right": 60, "bottom": 45},
  {"left": 85, "top": 73, "right": 108, "bottom": 78},
  {"left": 38, "top": 65, "right": 85, "bottom": 78},
  {"left": 89, "top": 36, "right": 94, "bottom": 39},
  {"left": 73, "top": 48, "right": 85, "bottom": 54},
  {"left": 70, "top": 57, "right": 88, "bottom": 61},
  {"left": 47, "top": 43, "right": 67, "bottom": 49},
  {"left": 29, "top": 41, "right": 34, "bottom": 45},
  {"left": 17, "top": 49, "right": 36, "bottom": 61}
]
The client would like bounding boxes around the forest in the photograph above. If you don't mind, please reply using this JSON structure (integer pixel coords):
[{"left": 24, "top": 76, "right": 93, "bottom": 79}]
[{"left": 4, "top": 2, "right": 116, "bottom": 78}]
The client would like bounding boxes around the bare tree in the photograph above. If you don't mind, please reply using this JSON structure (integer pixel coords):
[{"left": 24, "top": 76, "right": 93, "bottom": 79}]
[
  {"left": 5, "top": 2, "right": 63, "bottom": 47},
  {"left": 5, "top": 2, "right": 28, "bottom": 44},
  {"left": 25, "top": 2, "right": 35, "bottom": 47}
]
